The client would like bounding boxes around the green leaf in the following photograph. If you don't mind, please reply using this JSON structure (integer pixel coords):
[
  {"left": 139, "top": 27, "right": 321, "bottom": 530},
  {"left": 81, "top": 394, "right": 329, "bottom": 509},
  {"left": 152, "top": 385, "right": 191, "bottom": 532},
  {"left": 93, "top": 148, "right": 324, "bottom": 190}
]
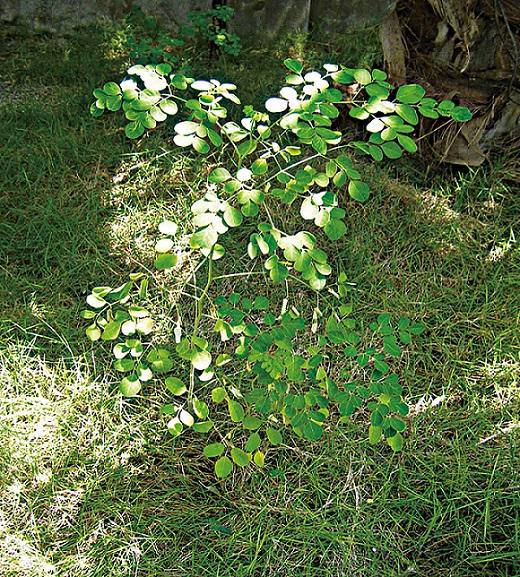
[
  {"left": 154, "top": 253, "right": 178, "bottom": 270},
  {"left": 397, "top": 134, "right": 418, "bottom": 153},
  {"left": 418, "top": 105, "right": 439, "bottom": 119},
  {"left": 438, "top": 100, "right": 455, "bottom": 115},
  {"left": 101, "top": 320, "right": 121, "bottom": 341},
  {"left": 387, "top": 432, "right": 404, "bottom": 452},
  {"left": 215, "top": 455, "right": 233, "bottom": 478},
  {"left": 369, "top": 425, "right": 382, "bottom": 444},
  {"left": 389, "top": 417, "right": 406, "bottom": 432},
  {"left": 284, "top": 58, "right": 303, "bottom": 74},
  {"left": 193, "top": 399, "right": 209, "bottom": 420},
  {"left": 396, "top": 84, "right": 426, "bottom": 104},
  {"left": 266, "top": 427, "right": 282, "bottom": 445},
  {"left": 381, "top": 141, "right": 403, "bottom": 159},
  {"left": 113, "top": 358, "right": 135, "bottom": 372},
  {"left": 211, "top": 387, "right": 227, "bottom": 403},
  {"left": 324, "top": 218, "right": 347, "bottom": 241},
  {"left": 237, "top": 140, "right": 257, "bottom": 157},
  {"left": 333, "top": 170, "right": 347, "bottom": 187},
  {"left": 190, "top": 226, "right": 218, "bottom": 250},
  {"left": 85, "top": 323, "right": 101, "bottom": 341},
  {"left": 348, "top": 180, "right": 370, "bottom": 202},
  {"left": 365, "top": 83, "right": 389, "bottom": 98},
  {"left": 374, "top": 358, "right": 390, "bottom": 373},
  {"left": 320, "top": 103, "right": 339, "bottom": 119},
  {"left": 367, "top": 145, "right": 383, "bottom": 161},
  {"left": 160, "top": 404, "right": 176, "bottom": 415},
  {"left": 223, "top": 206, "right": 243, "bottom": 228},
  {"left": 81, "top": 309, "right": 96, "bottom": 319},
  {"left": 207, "top": 127, "right": 223, "bottom": 147},
  {"left": 228, "top": 399, "right": 245, "bottom": 423},
  {"left": 311, "top": 134, "right": 327, "bottom": 155},
  {"left": 303, "top": 421, "right": 323, "bottom": 441},
  {"left": 120, "top": 374, "right": 141, "bottom": 397},
  {"left": 451, "top": 106, "right": 473, "bottom": 122},
  {"left": 90, "top": 102, "right": 104, "bottom": 117},
  {"left": 270, "top": 262, "right": 288, "bottom": 283},
  {"left": 155, "top": 63, "right": 172, "bottom": 75},
  {"left": 349, "top": 106, "right": 369, "bottom": 120},
  {"left": 315, "top": 127, "right": 341, "bottom": 143},
  {"left": 208, "top": 167, "right": 231, "bottom": 183},
  {"left": 395, "top": 103, "right": 418, "bottom": 125},
  {"left": 193, "top": 137, "right": 210, "bottom": 154},
  {"left": 230, "top": 447, "right": 251, "bottom": 467},
  {"left": 165, "top": 377, "right": 187, "bottom": 395},
  {"left": 372, "top": 69, "right": 387, "bottom": 81},
  {"left": 243, "top": 416, "right": 262, "bottom": 430},
  {"left": 383, "top": 335, "right": 401, "bottom": 356},
  {"left": 245, "top": 432, "right": 262, "bottom": 452},
  {"left": 125, "top": 121, "right": 145, "bottom": 139},
  {"left": 410, "top": 322, "right": 425, "bottom": 335},
  {"left": 193, "top": 420, "right": 213, "bottom": 433},
  {"left": 253, "top": 296, "right": 270, "bottom": 310},
  {"left": 167, "top": 417, "right": 183, "bottom": 438},
  {"left": 251, "top": 158, "right": 268, "bottom": 175},
  {"left": 353, "top": 69, "right": 371, "bottom": 85},
  {"left": 203, "top": 443, "right": 225, "bottom": 458},
  {"left": 332, "top": 69, "right": 354, "bottom": 84},
  {"left": 148, "top": 356, "right": 173, "bottom": 373},
  {"left": 103, "top": 81, "right": 121, "bottom": 95},
  {"left": 105, "top": 95, "right": 122, "bottom": 111},
  {"left": 253, "top": 450, "right": 265, "bottom": 467}
]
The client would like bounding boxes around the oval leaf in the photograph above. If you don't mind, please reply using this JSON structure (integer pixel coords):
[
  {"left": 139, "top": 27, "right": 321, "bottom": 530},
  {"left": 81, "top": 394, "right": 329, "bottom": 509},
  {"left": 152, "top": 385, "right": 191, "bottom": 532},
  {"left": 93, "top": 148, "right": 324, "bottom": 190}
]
[
  {"left": 230, "top": 447, "right": 251, "bottom": 467},
  {"left": 120, "top": 374, "right": 141, "bottom": 397},
  {"left": 215, "top": 456, "right": 233, "bottom": 479},
  {"left": 165, "top": 377, "right": 187, "bottom": 395},
  {"left": 204, "top": 443, "right": 225, "bottom": 458}
]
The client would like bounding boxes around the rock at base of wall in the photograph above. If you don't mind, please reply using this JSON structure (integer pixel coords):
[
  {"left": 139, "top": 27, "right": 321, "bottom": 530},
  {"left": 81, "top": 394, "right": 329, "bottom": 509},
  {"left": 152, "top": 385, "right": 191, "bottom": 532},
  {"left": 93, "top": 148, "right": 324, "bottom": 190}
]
[
  {"left": 310, "top": 0, "right": 397, "bottom": 33},
  {"left": 0, "top": 0, "right": 212, "bottom": 32},
  {"left": 227, "top": 0, "right": 311, "bottom": 42}
]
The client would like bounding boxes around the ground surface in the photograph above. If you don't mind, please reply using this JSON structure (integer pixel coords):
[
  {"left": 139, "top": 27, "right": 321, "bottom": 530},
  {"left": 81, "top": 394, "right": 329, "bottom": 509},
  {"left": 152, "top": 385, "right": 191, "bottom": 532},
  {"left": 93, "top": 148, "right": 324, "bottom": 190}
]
[{"left": 0, "top": 23, "right": 519, "bottom": 577}]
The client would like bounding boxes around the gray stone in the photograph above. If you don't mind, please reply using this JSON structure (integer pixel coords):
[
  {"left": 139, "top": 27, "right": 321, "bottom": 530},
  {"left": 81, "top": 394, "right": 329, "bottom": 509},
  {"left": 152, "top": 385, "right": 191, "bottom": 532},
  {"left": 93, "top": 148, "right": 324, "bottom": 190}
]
[
  {"left": 138, "top": 0, "right": 212, "bottom": 27},
  {"left": 0, "top": 0, "right": 212, "bottom": 31},
  {"left": 309, "top": 0, "right": 397, "bottom": 33},
  {"left": 1, "top": 0, "right": 396, "bottom": 36},
  {"left": 227, "top": 0, "right": 311, "bottom": 42}
]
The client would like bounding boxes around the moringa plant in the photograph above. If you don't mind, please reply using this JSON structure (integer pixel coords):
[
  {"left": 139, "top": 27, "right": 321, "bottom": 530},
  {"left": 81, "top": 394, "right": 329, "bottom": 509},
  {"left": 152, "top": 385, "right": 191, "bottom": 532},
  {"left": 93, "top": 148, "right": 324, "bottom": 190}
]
[{"left": 84, "top": 56, "right": 471, "bottom": 478}]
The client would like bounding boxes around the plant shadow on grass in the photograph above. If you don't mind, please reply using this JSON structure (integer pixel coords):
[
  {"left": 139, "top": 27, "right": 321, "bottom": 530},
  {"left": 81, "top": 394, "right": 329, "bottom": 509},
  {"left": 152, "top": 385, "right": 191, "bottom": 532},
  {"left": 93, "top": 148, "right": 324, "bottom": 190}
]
[
  {"left": 0, "top": 24, "right": 197, "bottom": 348},
  {"left": 0, "top": 22, "right": 519, "bottom": 577}
]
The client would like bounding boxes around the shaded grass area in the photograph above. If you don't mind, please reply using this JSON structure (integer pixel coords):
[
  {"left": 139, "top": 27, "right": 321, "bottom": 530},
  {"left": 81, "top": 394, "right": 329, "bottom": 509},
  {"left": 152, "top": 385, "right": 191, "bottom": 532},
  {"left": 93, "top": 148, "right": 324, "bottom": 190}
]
[{"left": 0, "top": 23, "right": 519, "bottom": 577}]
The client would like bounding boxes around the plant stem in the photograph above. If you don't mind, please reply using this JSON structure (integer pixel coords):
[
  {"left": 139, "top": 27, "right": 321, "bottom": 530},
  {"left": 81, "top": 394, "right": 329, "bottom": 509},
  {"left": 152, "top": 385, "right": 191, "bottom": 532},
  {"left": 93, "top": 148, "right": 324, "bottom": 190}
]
[
  {"left": 264, "top": 144, "right": 349, "bottom": 184},
  {"left": 188, "top": 250, "right": 214, "bottom": 403},
  {"left": 193, "top": 250, "right": 214, "bottom": 336}
]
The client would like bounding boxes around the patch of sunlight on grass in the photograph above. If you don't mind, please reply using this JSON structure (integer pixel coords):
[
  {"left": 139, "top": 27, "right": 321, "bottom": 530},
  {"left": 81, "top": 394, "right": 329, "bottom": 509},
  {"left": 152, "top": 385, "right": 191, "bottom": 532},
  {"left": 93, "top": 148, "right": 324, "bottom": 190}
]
[{"left": 0, "top": 534, "right": 57, "bottom": 577}]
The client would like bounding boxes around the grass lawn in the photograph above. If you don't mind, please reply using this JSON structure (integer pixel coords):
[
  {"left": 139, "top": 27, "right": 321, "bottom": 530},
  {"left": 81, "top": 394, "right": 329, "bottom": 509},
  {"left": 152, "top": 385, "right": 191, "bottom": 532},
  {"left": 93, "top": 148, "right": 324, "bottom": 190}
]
[{"left": 0, "top": 22, "right": 519, "bottom": 577}]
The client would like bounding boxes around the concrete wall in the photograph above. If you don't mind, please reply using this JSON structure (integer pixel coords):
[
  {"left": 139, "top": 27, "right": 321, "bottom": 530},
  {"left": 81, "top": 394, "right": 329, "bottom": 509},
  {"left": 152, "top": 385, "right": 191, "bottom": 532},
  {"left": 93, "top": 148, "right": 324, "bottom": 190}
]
[{"left": 0, "top": 0, "right": 395, "bottom": 37}]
